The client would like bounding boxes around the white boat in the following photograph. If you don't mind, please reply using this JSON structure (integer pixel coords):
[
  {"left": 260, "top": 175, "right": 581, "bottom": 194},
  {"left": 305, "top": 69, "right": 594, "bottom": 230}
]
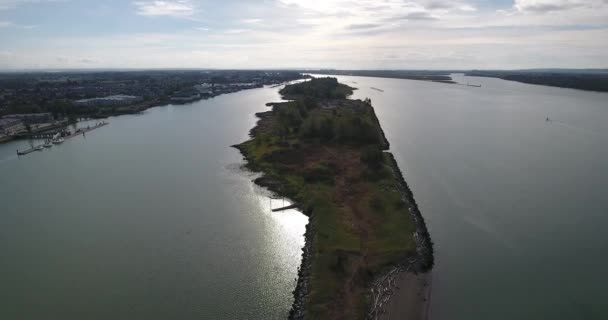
[
  {"left": 35, "top": 145, "right": 44, "bottom": 151},
  {"left": 43, "top": 141, "right": 53, "bottom": 148},
  {"left": 51, "top": 133, "right": 64, "bottom": 144}
]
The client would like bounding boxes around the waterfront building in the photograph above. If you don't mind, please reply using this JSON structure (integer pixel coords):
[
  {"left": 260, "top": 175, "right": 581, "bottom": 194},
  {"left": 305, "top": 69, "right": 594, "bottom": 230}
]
[
  {"left": 2, "top": 113, "right": 53, "bottom": 124},
  {"left": 0, "top": 118, "right": 25, "bottom": 135},
  {"left": 194, "top": 83, "right": 213, "bottom": 96},
  {"left": 170, "top": 89, "right": 201, "bottom": 103},
  {"left": 74, "top": 95, "right": 143, "bottom": 107}
]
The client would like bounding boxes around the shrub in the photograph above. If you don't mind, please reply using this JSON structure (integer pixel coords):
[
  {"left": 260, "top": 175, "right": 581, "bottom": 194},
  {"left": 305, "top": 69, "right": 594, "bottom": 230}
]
[
  {"left": 360, "top": 146, "right": 384, "bottom": 169},
  {"left": 303, "top": 164, "right": 334, "bottom": 184},
  {"left": 370, "top": 196, "right": 385, "bottom": 212}
]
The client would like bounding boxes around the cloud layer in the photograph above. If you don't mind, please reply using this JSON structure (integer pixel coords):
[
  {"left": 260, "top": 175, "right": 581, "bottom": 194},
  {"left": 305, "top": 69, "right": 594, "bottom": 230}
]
[
  {"left": 0, "top": 0, "right": 607, "bottom": 69},
  {"left": 134, "top": 0, "right": 194, "bottom": 17}
]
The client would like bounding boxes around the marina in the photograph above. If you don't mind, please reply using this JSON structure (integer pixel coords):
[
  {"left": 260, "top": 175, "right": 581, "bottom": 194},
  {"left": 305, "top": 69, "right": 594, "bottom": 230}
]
[{"left": 16, "top": 121, "right": 108, "bottom": 156}]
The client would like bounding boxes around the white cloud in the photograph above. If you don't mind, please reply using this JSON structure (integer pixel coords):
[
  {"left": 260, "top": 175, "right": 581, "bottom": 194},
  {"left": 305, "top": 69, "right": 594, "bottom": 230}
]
[
  {"left": 1, "top": 0, "right": 607, "bottom": 69},
  {"left": 78, "top": 57, "right": 99, "bottom": 63},
  {"left": 134, "top": 0, "right": 194, "bottom": 17},
  {"left": 0, "top": 20, "right": 37, "bottom": 28},
  {"left": 514, "top": 0, "right": 606, "bottom": 13},
  {"left": 241, "top": 18, "right": 262, "bottom": 24},
  {"left": 0, "top": 0, "right": 65, "bottom": 10}
]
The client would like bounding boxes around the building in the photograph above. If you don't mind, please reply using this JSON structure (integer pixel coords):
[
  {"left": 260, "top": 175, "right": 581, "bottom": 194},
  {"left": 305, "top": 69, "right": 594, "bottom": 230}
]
[
  {"left": 194, "top": 83, "right": 213, "bottom": 96},
  {"left": 171, "top": 89, "right": 201, "bottom": 103},
  {"left": 74, "top": 95, "right": 142, "bottom": 107},
  {"left": 2, "top": 113, "right": 53, "bottom": 124},
  {"left": 0, "top": 118, "right": 25, "bottom": 135}
]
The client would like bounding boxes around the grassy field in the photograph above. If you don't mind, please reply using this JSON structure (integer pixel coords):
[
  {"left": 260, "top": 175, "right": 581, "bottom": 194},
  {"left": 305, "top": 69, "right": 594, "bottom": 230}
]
[{"left": 236, "top": 78, "right": 421, "bottom": 319}]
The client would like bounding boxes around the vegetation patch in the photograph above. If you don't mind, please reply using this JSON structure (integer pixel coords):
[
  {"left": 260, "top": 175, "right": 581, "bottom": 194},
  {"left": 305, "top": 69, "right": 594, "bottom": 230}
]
[{"left": 234, "top": 77, "right": 432, "bottom": 320}]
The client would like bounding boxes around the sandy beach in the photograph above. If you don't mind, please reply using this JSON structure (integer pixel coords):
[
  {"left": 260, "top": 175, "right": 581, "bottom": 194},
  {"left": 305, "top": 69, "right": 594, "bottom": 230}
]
[{"left": 378, "top": 272, "right": 432, "bottom": 320}]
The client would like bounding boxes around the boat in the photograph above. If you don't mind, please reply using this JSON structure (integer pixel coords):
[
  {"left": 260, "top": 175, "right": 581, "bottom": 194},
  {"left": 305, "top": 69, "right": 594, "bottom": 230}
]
[
  {"left": 51, "top": 133, "right": 64, "bottom": 144},
  {"left": 34, "top": 145, "right": 44, "bottom": 151},
  {"left": 43, "top": 141, "right": 53, "bottom": 148}
]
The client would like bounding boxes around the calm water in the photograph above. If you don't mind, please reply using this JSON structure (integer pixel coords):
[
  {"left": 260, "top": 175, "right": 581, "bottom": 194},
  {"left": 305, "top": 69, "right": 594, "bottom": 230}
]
[
  {"left": 322, "top": 74, "right": 608, "bottom": 319},
  {"left": 0, "top": 87, "right": 307, "bottom": 319},
  {"left": 2, "top": 76, "right": 608, "bottom": 319}
]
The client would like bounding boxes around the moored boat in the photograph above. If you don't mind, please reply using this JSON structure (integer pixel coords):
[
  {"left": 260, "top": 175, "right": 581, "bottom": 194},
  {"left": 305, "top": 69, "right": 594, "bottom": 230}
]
[{"left": 51, "top": 133, "right": 64, "bottom": 144}]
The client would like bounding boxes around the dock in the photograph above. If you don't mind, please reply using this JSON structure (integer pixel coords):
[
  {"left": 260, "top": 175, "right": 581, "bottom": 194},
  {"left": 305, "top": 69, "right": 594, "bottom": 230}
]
[
  {"left": 271, "top": 203, "right": 300, "bottom": 212},
  {"left": 16, "top": 146, "right": 43, "bottom": 156},
  {"left": 65, "top": 121, "right": 108, "bottom": 139},
  {"left": 17, "top": 121, "right": 108, "bottom": 157}
]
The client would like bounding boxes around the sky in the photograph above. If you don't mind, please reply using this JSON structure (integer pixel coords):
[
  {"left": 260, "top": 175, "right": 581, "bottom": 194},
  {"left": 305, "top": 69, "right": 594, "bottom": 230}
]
[{"left": 0, "top": 0, "right": 607, "bottom": 70}]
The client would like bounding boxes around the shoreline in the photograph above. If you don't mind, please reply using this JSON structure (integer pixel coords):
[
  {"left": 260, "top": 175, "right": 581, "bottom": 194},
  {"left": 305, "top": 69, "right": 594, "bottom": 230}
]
[
  {"left": 377, "top": 271, "right": 432, "bottom": 320},
  {"left": 233, "top": 141, "right": 313, "bottom": 320},
  {"left": 366, "top": 153, "right": 434, "bottom": 320},
  {"left": 0, "top": 83, "right": 296, "bottom": 145}
]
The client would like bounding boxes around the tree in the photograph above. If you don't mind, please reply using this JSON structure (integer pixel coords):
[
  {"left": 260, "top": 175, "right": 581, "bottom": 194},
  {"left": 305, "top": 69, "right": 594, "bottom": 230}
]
[{"left": 360, "top": 146, "right": 384, "bottom": 169}]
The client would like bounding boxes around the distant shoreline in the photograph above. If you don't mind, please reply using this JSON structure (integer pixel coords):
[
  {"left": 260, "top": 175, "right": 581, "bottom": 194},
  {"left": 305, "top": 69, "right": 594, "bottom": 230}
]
[{"left": 465, "top": 71, "right": 608, "bottom": 93}]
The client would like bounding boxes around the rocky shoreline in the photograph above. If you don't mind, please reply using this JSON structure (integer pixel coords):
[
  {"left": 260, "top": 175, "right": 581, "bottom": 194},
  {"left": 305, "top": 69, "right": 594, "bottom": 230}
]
[
  {"left": 288, "top": 209, "right": 314, "bottom": 320},
  {"left": 385, "top": 152, "right": 434, "bottom": 272},
  {"left": 367, "top": 153, "right": 434, "bottom": 319}
]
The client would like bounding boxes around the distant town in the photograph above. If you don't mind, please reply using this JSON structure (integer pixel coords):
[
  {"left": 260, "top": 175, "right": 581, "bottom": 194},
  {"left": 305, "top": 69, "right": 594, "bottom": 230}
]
[
  {"left": 3, "top": 68, "right": 607, "bottom": 145},
  {"left": 0, "top": 70, "right": 306, "bottom": 143}
]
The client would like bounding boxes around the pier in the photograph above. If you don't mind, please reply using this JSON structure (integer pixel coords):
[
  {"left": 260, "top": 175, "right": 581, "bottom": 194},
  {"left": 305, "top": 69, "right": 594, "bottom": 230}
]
[
  {"left": 271, "top": 203, "right": 300, "bottom": 212},
  {"left": 16, "top": 146, "right": 42, "bottom": 156},
  {"left": 64, "top": 122, "right": 108, "bottom": 139}
]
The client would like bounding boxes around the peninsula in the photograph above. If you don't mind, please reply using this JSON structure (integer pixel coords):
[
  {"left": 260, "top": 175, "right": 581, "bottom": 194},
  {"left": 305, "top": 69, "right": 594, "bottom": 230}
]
[{"left": 234, "top": 78, "right": 433, "bottom": 319}]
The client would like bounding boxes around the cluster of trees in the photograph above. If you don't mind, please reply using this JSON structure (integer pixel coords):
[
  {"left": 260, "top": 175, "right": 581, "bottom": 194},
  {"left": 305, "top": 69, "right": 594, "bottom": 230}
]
[
  {"left": 0, "top": 99, "right": 122, "bottom": 119},
  {"left": 467, "top": 71, "right": 608, "bottom": 92},
  {"left": 360, "top": 146, "right": 384, "bottom": 169},
  {"left": 298, "top": 113, "right": 381, "bottom": 145},
  {"left": 273, "top": 78, "right": 380, "bottom": 145},
  {"left": 280, "top": 77, "right": 352, "bottom": 99},
  {"left": 303, "top": 163, "right": 335, "bottom": 184}
]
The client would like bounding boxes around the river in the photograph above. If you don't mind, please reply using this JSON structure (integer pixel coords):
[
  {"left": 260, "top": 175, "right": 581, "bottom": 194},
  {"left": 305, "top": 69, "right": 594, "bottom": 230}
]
[
  {"left": 0, "top": 86, "right": 307, "bottom": 319},
  {"left": 2, "top": 75, "right": 607, "bottom": 319}
]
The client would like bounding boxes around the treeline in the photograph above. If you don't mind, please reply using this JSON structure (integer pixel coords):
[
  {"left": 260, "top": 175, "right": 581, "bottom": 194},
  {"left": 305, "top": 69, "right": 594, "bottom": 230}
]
[
  {"left": 467, "top": 71, "right": 608, "bottom": 92},
  {"left": 1, "top": 99, "right": 80, "bottom": 119},
  {"left": 310, "top": 70, "right": 454, "bottom": 83},
  {"left": 0, "top": 98, "right": 151, "bottom": 119},
  {"left": 280, "top": 77, "right": 353, "bottom": 99},
  {"left": 274, "top": 79, "right": 381, "bottom": 146}
]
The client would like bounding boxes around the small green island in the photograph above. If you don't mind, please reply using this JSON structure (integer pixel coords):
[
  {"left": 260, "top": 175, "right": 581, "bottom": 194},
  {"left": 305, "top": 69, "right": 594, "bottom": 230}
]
[{"left": 234, "top": 78, "right": 433, "bottom": 319}]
